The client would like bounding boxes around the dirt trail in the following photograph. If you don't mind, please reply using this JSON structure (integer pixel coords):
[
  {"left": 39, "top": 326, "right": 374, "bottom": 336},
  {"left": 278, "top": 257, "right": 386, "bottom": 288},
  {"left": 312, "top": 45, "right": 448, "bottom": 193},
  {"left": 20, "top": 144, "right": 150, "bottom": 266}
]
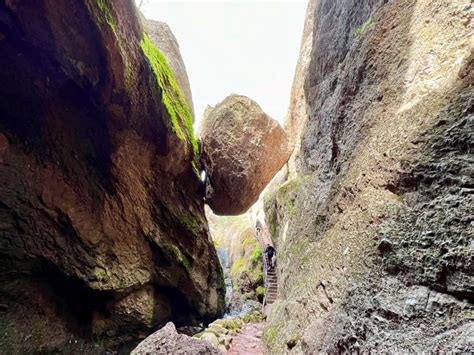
[{"left": 227, "top": 322, "right": 265, "bottom": 355}]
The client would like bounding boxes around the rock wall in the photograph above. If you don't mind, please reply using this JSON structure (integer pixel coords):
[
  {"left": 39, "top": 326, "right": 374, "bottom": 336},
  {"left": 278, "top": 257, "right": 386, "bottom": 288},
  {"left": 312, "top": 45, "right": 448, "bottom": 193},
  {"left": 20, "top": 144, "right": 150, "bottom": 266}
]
[
  {"left": 207, "top": 209, "right": 264, "bottom": 311},
  {"left": 264, "top": 0, "right": 473, "bottom": 352},
  {"left": 146, "top": 19, "right": 195, "bottom": 122},
  {"left": 0, "top": 0, "right": 224, "bottom": 352}
]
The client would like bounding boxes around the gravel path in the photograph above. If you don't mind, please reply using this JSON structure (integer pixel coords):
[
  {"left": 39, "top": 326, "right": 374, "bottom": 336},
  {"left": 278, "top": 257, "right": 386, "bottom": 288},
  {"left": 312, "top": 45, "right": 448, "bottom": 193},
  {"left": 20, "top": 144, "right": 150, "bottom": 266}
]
[{"left": 227, "top": 322, "right": 265, "bottom": 355}]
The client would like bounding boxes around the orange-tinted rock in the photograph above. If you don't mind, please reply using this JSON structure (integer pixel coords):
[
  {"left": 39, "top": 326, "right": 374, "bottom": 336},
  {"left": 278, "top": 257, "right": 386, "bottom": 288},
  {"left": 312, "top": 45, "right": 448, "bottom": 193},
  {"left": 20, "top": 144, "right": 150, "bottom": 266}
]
[
  {"left": 199, "top": 95, "right": 291, "bottom": 215},
  {"left": 0, "top": 0, "right": 224, "bottom": 352}
]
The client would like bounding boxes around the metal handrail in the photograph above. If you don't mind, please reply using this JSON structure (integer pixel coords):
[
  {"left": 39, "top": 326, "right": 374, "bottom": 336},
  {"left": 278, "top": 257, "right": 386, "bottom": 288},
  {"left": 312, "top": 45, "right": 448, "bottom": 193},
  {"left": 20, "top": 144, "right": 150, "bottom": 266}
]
[{"left": 262, "top": 253, "right": 270, "bottom": 308}]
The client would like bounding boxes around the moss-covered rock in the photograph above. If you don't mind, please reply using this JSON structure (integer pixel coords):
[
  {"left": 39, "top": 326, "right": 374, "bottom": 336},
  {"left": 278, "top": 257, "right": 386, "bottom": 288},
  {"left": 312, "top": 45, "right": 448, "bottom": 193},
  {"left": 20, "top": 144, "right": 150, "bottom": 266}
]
[{"left": 207, "top": 209, "right": 264, "bottom": 309}]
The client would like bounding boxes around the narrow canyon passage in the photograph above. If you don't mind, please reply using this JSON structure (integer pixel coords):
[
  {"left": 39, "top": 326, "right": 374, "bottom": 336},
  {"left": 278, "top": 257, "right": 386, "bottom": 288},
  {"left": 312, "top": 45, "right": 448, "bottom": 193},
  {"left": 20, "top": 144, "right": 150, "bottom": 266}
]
[{"left": 1, "top": 0, "right": 472, "bottom": 353}]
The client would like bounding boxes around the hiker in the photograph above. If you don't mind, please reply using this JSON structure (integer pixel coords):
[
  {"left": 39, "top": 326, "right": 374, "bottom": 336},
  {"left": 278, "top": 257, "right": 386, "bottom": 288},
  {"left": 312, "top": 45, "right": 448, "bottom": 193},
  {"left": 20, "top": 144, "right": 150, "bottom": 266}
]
[{"left": 264, "top": 244, "right": 276, "bottom": 269}]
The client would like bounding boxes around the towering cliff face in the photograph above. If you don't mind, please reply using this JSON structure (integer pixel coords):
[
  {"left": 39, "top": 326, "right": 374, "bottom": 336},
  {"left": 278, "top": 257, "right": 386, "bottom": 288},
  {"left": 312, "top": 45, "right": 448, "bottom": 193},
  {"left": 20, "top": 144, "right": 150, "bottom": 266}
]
[
  {"left": 264, "top": 0, "right": 473, "bottom": 352},
  {"left": 146, "top": 19, "right": 195, "bottom": 122},
  {"left": 0, "top": 0, "right": 224, "bottom": 352}
]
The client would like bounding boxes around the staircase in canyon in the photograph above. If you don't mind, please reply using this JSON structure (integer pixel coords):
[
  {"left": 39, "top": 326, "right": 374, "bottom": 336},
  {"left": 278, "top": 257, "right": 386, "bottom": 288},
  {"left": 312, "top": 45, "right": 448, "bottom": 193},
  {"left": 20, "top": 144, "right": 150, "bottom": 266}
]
[{"left": 263, "top": 255, "right": 278, "bottom": 307}]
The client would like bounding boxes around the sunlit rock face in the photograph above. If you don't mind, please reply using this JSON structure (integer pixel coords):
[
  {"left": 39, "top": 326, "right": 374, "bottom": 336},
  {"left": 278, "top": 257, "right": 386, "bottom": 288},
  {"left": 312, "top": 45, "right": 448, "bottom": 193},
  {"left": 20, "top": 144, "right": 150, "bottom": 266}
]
[
  {"left": 199, "top": 94, "right": 291, "bottom": 216},
  {"left": 0, "top": 0, "right": 224, "bottom": 352},
  {"left": 146, "top": 19, "right": 195, "bottom": 122},
  {"left": 264, "top": 0, "right": 473, "bottom": 353}
]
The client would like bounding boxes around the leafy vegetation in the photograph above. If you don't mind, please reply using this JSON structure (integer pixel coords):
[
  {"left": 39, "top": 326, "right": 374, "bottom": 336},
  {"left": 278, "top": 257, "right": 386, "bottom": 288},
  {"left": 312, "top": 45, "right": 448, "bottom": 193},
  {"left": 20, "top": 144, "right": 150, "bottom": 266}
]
[
  {"left": 256, "top": 286, "right": 265, "bottom": 297},
  {"left": 250, "top": 246, "right": 263, "bottom": 264}
]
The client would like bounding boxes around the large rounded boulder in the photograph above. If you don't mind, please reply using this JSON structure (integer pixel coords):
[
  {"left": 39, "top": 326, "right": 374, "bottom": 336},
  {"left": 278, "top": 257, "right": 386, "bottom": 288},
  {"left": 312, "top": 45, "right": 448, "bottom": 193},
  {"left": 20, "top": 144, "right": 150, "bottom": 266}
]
[{"left": 199, "top": 95, "right": 291, "bottom": 215}]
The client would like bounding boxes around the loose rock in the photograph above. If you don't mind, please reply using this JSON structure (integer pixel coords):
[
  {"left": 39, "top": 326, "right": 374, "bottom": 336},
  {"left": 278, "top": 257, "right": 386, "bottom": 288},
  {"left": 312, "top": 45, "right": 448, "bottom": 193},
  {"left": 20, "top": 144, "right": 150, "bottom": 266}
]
[{"left": 132, "top": 322, "right": 223, "bottom": 354}]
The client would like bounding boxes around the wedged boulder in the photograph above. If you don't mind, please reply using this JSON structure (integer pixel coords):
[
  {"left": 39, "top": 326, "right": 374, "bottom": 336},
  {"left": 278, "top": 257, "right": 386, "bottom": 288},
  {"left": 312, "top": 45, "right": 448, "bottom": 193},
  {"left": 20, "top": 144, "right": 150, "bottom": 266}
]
[
  {"left": 199, "top": 95, "right": 291, "bottom": 215},
  {"left": 0, "top": 0, "right": 224, "bottom": 352},
  {"left": 132, "top": 322, "right": 223, "bottom": 354},
  {"left": 146, "top": 19, "right": 195, "bottom": 122}
]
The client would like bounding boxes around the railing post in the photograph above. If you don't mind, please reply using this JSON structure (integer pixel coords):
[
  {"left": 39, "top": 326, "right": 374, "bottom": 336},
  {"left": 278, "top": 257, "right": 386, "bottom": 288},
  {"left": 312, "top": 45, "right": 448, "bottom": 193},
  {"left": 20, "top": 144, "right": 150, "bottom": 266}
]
[{"left": 262, "top": 253, "right": 268, "bottom": 308}]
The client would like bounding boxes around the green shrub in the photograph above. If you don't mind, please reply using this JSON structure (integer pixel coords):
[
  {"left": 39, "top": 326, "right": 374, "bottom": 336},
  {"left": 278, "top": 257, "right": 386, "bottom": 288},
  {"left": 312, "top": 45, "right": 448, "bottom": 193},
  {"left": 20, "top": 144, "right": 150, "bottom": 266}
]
[{"left": 250, "top": 246, "right": 262, "bottom": 264}]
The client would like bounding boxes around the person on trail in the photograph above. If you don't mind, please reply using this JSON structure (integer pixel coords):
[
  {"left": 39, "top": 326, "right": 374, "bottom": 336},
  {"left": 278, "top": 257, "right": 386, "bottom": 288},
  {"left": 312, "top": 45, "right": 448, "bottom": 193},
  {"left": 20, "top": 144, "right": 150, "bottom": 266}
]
[{"left": 264, "top": 244, "right": 276, "bottom": 269}]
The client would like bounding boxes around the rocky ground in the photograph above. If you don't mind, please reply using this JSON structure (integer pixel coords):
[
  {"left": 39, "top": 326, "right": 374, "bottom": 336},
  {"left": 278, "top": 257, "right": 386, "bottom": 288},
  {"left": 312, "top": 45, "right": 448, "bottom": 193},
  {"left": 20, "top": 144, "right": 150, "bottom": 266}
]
[
  {"left": 131, "top": 308, "right": 265, "bottom": 354},
  {"left": 227, "top": 322, "right": 265, "bottom": 355}
]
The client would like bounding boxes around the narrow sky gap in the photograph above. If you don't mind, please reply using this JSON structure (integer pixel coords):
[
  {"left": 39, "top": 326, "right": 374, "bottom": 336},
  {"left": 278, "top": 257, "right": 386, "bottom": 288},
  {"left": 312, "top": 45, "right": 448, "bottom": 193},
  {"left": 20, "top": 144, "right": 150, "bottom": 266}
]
[{"left": 139, "top": 0, "right": 308, "bottom": 128}]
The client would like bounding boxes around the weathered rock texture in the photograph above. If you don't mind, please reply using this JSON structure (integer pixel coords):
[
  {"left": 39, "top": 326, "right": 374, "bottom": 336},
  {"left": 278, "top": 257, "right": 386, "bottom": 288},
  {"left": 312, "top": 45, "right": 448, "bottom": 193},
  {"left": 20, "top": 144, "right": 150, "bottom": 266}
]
[
  {"left": 200, "top": 95, "right": 291, "bottom": 215},
  {"left": 264, "top": 0, "right": 473, "bottom": 353},
  {"left": 0, "top": 0, "right": 224, "bottom": 352},
  {"left": 132, "top": 322, "right": 223, "bottom": 355},
  {"left": 146, "top": 19, "right": 195, "bottom": 122}
]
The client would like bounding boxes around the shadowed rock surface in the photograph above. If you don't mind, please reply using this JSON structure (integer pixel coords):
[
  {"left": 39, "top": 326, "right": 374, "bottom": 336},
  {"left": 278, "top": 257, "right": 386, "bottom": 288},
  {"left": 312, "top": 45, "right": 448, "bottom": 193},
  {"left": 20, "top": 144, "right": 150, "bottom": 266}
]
[
  {"left": 146, "top": 19, "right": 195, "bottom": 122},
  {"left": 264, "top": 0, "right": 473, "bottom": 353},
  {"left": 200, "top": 95, "right": 291, "bottom": 215},
  {"left": 132, "top": 322, "right": 223, "bottom": 355},
  {"left": 0, "top": 0, "right": 224, "bottom": 352}
]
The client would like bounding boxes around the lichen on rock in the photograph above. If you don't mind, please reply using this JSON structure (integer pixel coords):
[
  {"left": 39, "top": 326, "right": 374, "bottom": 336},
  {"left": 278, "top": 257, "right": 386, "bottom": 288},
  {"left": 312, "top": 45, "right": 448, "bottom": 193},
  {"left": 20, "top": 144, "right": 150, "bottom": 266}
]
[
  {"left": 263, "top": 0, "right": 474, "bottom": 353},
  {"left": 140, "top": 32, "right": 199, "bottom": 168},
  {"left": 199, "top": 94, "right": 292, "bottom": 215}
]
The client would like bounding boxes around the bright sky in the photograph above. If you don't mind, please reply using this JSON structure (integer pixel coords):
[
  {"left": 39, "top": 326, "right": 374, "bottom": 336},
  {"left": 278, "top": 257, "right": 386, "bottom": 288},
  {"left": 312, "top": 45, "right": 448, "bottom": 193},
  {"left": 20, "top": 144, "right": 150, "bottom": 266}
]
[{"left": 139, "top": 0, "right": 308, "bottom": 128}]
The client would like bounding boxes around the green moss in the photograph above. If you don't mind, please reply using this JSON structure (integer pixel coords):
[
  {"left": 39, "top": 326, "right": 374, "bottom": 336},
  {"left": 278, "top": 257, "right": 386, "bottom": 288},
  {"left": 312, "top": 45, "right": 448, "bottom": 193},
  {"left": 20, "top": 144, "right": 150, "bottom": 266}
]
[
  {"left": 354, "top": 19, "right": 372, "bottom": 37},
  {"left": 285, "top": 198, "right": 296, "bottom": 214},
  {"left": 241, "top": 229, "right": 257, "bottom": 248},
  {"left": 178, "top": 212, "right": 201, "bottom": 235},
  {"left": 256, "top": 286, "right": 265, "bottom": 297},
  {"left": 168, "top": 244, "right": 191, "bottom": 273},
  {"left": 242, "top": 310, "right": 264, "bottom": 323},
  {"left": 214, "top": 318, "right": 243, "bottom": 332},
  {"left": 263, "top": 325, "right": 280, "bottom": 345},
  {"left": 97, "top": 0, "right": 116, "bottom": 33},
  {"left": 140, "top": 33, "right": 199, "bottom": 165},
  {"left": 230, "top": 255, "right": 245, "bottom": 278},
  {"left": 250, "top": 246, "right": 262, "bottom": 264},
  {"left": 251, "top": 266, "right": 263, "bottom": 284},
  {"left": 193, "top": 331, "right": 204, "bottom": 338}
]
